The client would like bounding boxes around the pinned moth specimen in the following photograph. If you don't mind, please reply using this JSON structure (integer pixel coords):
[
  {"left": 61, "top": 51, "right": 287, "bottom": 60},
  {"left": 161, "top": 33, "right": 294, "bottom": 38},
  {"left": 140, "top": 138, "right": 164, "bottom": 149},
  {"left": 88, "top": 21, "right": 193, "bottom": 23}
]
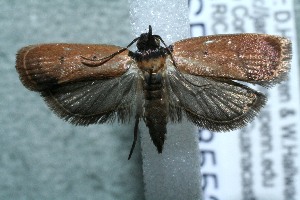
[{"left": 16, "top": 25, "right": 291, "bottom": 159}]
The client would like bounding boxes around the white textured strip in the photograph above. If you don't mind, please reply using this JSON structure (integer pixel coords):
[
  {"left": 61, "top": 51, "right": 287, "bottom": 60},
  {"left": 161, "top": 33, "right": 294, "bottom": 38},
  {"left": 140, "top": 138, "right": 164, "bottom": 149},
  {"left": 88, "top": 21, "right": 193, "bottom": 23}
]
[{"left": 128, "top": 0, "right": 202, "bottom": 200}]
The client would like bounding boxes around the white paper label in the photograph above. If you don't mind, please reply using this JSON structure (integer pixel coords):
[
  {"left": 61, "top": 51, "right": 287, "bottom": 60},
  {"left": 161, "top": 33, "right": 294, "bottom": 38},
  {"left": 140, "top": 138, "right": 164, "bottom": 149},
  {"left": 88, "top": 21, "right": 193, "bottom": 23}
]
[{"left": 189, "top": 0, "right": 300, "bottom": 200}]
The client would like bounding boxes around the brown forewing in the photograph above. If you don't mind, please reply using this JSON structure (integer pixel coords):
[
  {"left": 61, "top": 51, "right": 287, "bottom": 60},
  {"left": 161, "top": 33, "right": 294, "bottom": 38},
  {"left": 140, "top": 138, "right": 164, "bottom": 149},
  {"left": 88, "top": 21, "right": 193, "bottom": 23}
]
[
  {"left": 16, "top": 44, "right": 132, "bottom": 91},
  {"left": 172, "top": 34, "right": 291, "bottom": 86}
]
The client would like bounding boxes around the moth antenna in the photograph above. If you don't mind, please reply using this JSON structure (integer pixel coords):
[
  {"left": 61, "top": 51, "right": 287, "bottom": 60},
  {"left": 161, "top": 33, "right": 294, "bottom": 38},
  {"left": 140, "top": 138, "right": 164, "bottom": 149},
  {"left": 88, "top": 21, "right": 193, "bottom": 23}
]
[
  {"left": 81, "top": 37, "right": 140, "bottom": 67},
  {"left": 153, "top": 34, "right": 177, "bottom": 67}
]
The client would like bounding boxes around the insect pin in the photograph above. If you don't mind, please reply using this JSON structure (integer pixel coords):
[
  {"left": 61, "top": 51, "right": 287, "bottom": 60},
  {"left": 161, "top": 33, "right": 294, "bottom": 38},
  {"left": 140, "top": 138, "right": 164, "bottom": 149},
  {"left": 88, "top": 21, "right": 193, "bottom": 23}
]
[{"left": 16, "top": 25, "right": 291, "bottom": 159}]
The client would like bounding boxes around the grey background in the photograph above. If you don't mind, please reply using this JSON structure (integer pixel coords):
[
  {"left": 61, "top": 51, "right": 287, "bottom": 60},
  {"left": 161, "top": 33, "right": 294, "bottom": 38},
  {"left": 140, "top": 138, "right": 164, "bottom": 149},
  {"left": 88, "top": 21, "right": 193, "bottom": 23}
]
[
  {"left": 2, "top": 1, "right": 300, "bottom": 200},
  {"left": 0, "top": 1, "right": 145, "bottom": 200}
]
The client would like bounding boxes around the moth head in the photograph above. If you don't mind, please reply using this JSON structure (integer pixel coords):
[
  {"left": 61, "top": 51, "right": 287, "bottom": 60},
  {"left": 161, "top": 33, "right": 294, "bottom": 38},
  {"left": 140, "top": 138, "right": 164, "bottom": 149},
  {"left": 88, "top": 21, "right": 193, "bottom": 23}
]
[{"left": 136, "top": 25, "right": 160, "bottom": 51}]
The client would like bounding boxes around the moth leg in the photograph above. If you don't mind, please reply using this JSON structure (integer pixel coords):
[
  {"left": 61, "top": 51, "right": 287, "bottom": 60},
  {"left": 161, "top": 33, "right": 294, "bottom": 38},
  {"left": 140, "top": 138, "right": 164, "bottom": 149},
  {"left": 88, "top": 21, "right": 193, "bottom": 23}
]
[{"left": 128, "top": 116, "right": 140, "bottom": 160}]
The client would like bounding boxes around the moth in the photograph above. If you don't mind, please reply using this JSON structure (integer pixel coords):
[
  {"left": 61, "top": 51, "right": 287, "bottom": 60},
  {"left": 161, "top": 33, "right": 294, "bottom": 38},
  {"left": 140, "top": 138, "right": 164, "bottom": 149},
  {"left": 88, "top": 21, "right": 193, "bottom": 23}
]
[{"left": 16, "top": 25, "right": 291, "bottom": 159}]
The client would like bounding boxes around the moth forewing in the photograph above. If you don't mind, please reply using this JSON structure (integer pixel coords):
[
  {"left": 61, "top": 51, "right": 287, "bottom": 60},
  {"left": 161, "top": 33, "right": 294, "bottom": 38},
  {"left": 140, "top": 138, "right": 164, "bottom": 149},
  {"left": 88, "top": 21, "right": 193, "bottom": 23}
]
[
  {"left": 172, "top": 34, "right": 291, "bottom": 86},
  {"left": 16, "top": 44, "right": 132, "bottom": 91}
]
